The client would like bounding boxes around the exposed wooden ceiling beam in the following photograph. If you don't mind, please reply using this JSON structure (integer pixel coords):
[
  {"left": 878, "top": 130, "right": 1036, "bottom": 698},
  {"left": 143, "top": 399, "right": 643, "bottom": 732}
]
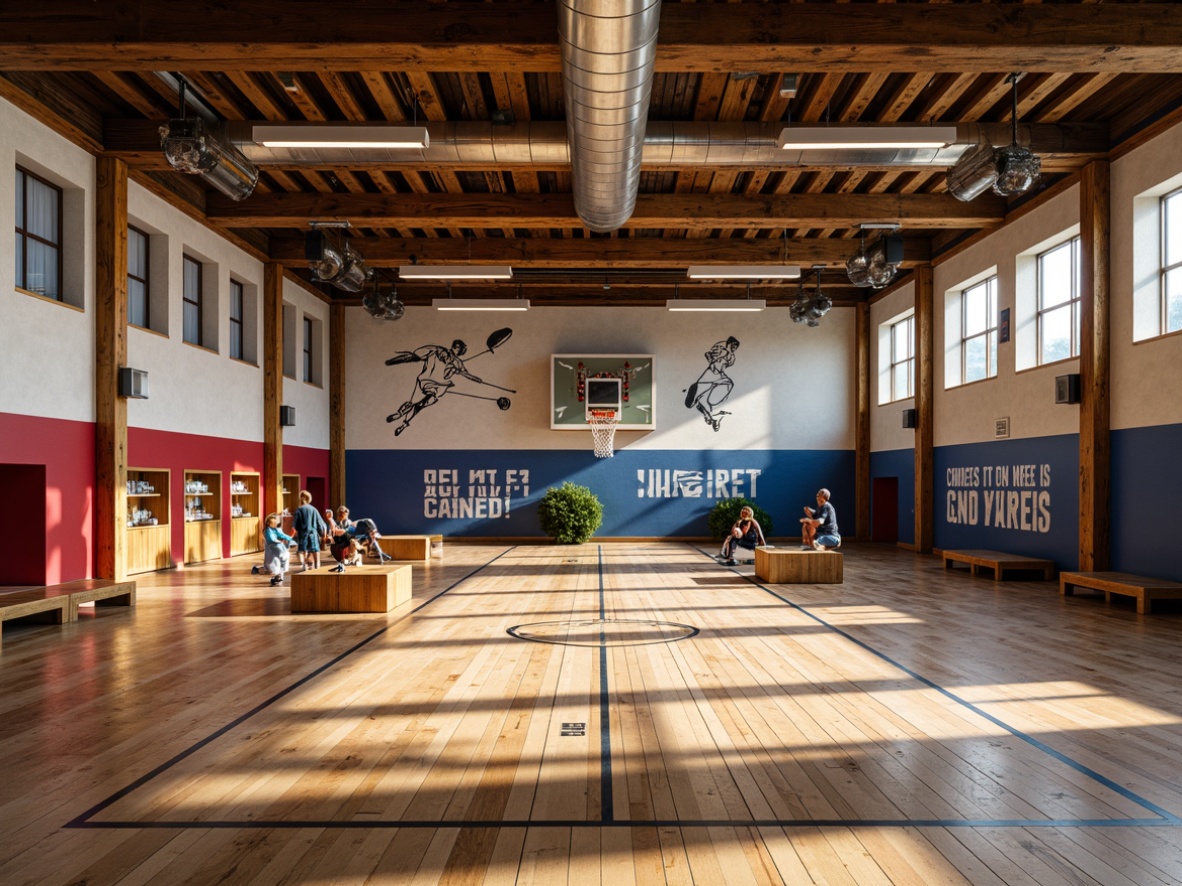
[
  {"left": 270, "top": 235, "right": 932, "bottom": 268},
  {"left": 208, "top": 191, "right": 1005, "bottom": 230},
  {"left": 3, "top": 4, "right": 1182, "bottom": 73}
]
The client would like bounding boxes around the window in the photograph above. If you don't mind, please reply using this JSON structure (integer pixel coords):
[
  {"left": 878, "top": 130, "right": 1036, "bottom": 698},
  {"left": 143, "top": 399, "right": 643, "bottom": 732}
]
[
  {"left": 1161, "top": 188, "right": 1182, "bottom": 335},
  {"left": 229, "top": 279, "right": 244, "bottom": 359},
  {"left": 182, "top": 255, "right": 202, "bottom": 346},
  {"left": 1036, "top": 236, "right": 1081, "bottom": 364},
  {"left": 15, "top": 166, "right": 63, "bottom": 300},
  {"left": 960, "top": 276, "right": 998, "bottom": 383},
  {"left": 889, "top": 314, "right": 914, "bottom": 402},
  {"left": 128, "top": 225, "right": 150, "bottom": 328},
  {"left": 303, "top": 316, "right": 313, "bottom": 382}
]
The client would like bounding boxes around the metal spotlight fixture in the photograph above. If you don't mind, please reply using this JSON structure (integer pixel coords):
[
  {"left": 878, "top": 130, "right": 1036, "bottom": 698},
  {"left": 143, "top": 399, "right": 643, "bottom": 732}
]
[
  {"left": 847, "top": 226, "right": 902, "bottom": 290},
  {"left": 362, "top": 286, "right": 405, "bottom": 321},
  {"left": 992, "top": 73, "right": 1041, "bottom": 198},
  {"left": 158, "top": 81, "right": 258, "bottom": 201},
  {"left": 306, "top": 225, "right": 375, "bottom": 293}
]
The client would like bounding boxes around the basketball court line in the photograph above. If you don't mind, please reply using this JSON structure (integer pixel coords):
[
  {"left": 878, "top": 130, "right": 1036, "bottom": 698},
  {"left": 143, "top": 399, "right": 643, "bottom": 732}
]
[{"left": 65, "top": 544, "right": 1181, "bottom": 831}]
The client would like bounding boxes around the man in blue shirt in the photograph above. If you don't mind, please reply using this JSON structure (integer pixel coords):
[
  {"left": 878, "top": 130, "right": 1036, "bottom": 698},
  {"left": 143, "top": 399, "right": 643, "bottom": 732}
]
[{"left": 800, "top": 488, "right": 841, "bottom": 551}]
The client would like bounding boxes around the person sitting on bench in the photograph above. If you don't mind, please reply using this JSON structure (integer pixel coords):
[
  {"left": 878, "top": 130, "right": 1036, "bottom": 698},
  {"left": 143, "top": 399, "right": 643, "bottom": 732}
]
[
  {"left": 801, "top": 488, "right": 841, "bottom": 551},
  {"left": 335, "top": 506, "right": 393, "bottom": 562},
  {"left": 719, "top": 506, "right": 766, "bottom": 566}
]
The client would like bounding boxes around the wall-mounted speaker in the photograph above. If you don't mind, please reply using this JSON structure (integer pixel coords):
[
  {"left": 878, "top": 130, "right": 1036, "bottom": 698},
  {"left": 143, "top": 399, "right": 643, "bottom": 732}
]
[
  {"left": 1055, "top": 373, "right": 1081, "bottom": 405},
  {"left": 118, "top": 367, "right": 149, "bottom": 399},
  {"left": 280, "top": 405, "right": 296, "bottom": 426},
  {"left": 902, "top": 408, "right": 917, "bottom": 429}
]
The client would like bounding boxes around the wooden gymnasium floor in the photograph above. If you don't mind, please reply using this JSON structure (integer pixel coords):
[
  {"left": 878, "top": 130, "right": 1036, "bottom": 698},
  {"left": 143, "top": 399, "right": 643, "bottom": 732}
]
[{"left": 3, "top": 543, "right": 1182, "bottom": 885}]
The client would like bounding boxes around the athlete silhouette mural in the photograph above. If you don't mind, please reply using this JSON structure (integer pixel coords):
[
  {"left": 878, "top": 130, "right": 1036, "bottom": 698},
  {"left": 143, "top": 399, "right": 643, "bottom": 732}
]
[
  {"left": 385, "top": 328, "right": 515, "bottom": 436},
  {"left": 684, "top": 336, "right": 740, "bottom": 432}
]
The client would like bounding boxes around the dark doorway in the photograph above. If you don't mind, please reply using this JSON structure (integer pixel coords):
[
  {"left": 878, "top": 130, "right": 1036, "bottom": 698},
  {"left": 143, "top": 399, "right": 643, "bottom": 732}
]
[
  {"left": 872, "top": 476, "right": 899, "bottom": 543},
  {"left": 0, "top": 464, "right": 47, "bottom": 585},
  {"left": 306, "top": 476, "right": 328, "bottom": 511}
]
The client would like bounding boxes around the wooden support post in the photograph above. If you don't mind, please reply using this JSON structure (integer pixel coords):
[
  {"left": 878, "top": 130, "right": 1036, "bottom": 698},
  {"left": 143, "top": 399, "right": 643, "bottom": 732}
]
[
  {"left": 1079, "top": 160, "right": 1110, "bottom": 571},
  {"left": 263, "top": 263, "right": 284, "bottom": 519},
  {"left": 95, "top": 157, "right": 128, "bottom": 582},
  {"left": 913, "top": 265, "right": 934, "bottom": 554},
  {"left": 855, "top": 301, "right": 870, "bottom": 541},
  {"left": 330, "top": 302, "right": 346, "bottom": 510}
]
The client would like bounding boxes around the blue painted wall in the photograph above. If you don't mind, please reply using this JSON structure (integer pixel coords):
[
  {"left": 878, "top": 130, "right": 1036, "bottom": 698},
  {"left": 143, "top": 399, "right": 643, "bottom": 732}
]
[
  {"left": 934, "top": 434, "right": 1079, "bottom": 570},
  {"left": 346, "top": 449, "right": 855, "bottom": 539},
  {"left": 870, "top": 448, "right": 916, "bottom": 545},
  {"left": 1112, "top": 423, "right": 1182, "bottom": 581}
]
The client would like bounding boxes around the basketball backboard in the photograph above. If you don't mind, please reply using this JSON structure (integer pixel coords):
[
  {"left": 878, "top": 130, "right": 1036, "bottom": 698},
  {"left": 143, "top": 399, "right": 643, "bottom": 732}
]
[{"left": 551, "top": 354, "right": 654, "bottom": 430}]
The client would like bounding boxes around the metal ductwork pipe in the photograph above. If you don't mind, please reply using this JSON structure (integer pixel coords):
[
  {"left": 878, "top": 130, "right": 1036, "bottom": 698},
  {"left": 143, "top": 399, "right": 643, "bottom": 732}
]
[{"left": 558, "top": 0, "right": 662, "bottom": 232}]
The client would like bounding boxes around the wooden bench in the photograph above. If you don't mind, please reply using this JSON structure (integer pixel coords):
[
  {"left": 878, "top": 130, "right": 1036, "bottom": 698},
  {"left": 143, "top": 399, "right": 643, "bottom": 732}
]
[
  {"left": 378, "top": 534, "right": 442, "bottom": 561},
  {"left": 0, "top": 579, "right": 135, "bottom": 648},
  {"left": 1060, "top": 571, "right": 1182, "bottom": 615},
  {"left": 941, "top": 549, "right": 1055, "bottom": 581},
  {"left": 291, "top": 563, "right": 412, "bottom": 613},
  {"left": 754, "top": 547, "right": 843, "bottom": 584}
]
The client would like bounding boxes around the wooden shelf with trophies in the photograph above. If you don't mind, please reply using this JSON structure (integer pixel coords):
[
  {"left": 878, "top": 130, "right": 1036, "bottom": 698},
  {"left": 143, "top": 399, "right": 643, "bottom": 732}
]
[
  {"left": 229, "top": 472, "right": 261, "bottom": 556},
  {"left": 281, "top": 473, "right": 300, "bottom": 534},
  {"left": 126, "top": 468, "right": 171, "bottom": 574},
  {"left": 183, "top": 470, "right": 222, "bottom": 564}
]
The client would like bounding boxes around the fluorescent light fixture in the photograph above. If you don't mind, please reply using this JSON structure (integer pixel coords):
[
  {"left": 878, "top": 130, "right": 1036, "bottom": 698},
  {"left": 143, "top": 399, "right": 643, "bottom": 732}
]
[
  {"left": 686, "top": 265, "right": 800, "bottom": 280},
  {"left": 432, "top": 298, "right": 530, "bottom": 311},
  {"left": 401, "top": 265, "right": 513, "bottom": 280},
  {"left": 252, "top": 124, "right": 429, "bottom": 149},
  {"left": 666, "top": 299, "right": 767, "bottom": 312},
  {"left": 777, "top": 125, "right": 958, "bottom": 151}
]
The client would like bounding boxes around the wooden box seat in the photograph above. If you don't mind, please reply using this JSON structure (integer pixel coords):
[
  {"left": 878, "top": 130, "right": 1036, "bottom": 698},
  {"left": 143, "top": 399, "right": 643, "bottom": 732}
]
[
  {"left": 754, "top": 547, "right": 843, "bottom": 584},
  {"left": 941, "top": 549, "right": 1055, "bottom": 581},
  {"left": 379, "top": 535, "right": 442, "bottom": 561},
  {"left": 1060, "top": 571, "right": 1182, "bottom": 615},
  {"left": 291, "top": 563, "right": 413, "bottom": 613},
  {"left": 0, "top": 580, "right": 136, "bottom": 648}
]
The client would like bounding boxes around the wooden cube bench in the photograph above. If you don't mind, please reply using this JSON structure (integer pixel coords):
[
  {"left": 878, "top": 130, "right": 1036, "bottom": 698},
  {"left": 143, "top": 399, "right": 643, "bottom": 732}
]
[
  {"left": 378, "top": 535, "right": 441, "bottom": 561},
  {"left": 0, "top": 579, "right": 136, "bottom": 648},
  {"left": 941, "top": 549, "right": 1055, "bottom": 581},
  {"left": 58, "top": 579, "right": 136, "bottom": 620},
  {"left": 291, "top": 563, "right": 412, "bottom": 613},
  {"left": 1060, "top": 571, "right": 1182, "bottom": 615},
  {"left": 754, "top": 547, "right": 843, "bottom": 584}
]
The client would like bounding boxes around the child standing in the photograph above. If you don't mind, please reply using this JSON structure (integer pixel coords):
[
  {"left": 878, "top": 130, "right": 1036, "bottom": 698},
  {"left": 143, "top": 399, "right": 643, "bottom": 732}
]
[
  {"left": 292, "top": 490, "right": 328, "bottom": 571},
  {"left": 263, "top": 513, "right": 294, "bottom": 586}
]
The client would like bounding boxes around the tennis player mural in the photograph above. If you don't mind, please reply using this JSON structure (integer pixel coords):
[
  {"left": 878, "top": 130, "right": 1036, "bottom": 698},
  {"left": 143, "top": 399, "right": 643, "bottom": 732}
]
[
  {"left": 684, "top": 336, "right": 740, "bottom": 432},
  {"left": 385, "top": 327, "right": 515, "bottom": 436}
]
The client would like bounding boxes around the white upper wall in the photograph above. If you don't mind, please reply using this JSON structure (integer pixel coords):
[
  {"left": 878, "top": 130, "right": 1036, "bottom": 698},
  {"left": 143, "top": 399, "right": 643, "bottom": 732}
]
[
  {"left": 870, "top": 280, "right": 916, "bottom": 453},
  {"left": 347, "top": 304, "right": 855, "bottom": 451},
  {"left": 280, "top": 278, "right": 331, "bottom": 450}
]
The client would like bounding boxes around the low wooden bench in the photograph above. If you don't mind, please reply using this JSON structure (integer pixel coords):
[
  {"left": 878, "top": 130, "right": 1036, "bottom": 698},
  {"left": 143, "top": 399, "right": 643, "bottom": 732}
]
[
  {"left": 0, "top": 579, "right": 135, "bottom": 648},
  {"left": 379, "top": 534, "right": 443, "bottom": 561},
  {"left": 291, "top": 563, "right": 413, "bottom": 613},
  {"left": 1060, "top": 571, "right": 1182, "bottom": 614},
  {"left": 754, "top": 547, "right": 843, "bottom": 584},
  {"left": 941, "top": 549, "right": 1055, "bottom": 581}
]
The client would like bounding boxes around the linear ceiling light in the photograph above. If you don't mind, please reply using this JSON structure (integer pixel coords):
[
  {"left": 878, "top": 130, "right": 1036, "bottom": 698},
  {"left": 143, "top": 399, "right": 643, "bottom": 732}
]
[
  {"left": 666, "top": 299, "right": 767, "bottom": 312},
  {"left": 777, "top": 125, "right": 958, "bottom": 151},
  {"left": 252, "top": 125, "right": 429, "bottom": 149},
  {"left": 432, "top": 298, "right": 530, "bottom": 311},
  {"left": 686, "top": 265, "right": 800, "bottom": 280},
  {"left": 401, "top": 265, "right": 513, "bottom": 280}
]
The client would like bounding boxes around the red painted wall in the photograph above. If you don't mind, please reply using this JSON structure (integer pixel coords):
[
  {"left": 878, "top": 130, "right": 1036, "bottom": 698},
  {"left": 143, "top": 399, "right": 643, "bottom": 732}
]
[
  {"left": 0, "top": 412, "right": 94, "bottom": 584},
  {"left": 283, "top": 442, "right": 332, "bottom": 507}
]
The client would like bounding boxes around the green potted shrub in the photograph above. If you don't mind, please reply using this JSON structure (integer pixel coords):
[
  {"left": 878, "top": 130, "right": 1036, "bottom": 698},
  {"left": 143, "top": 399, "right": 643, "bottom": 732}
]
[
  {"left": 538, "top": 482, "right": 604, "bottom": 544},
  {"left": 708, "top": 497, "right": 774, "bottom": 541}
]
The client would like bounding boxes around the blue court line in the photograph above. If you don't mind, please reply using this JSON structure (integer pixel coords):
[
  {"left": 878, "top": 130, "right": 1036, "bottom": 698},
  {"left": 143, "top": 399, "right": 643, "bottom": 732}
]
[
  {"left": 699, "top": 544, "right": 1182, "bottom": 826},
  {"left": 598, "top": 545, "right": 614, "bottom": 822},
  {"left": 65, "top": 548, "right": 517, "bottom": 829}
]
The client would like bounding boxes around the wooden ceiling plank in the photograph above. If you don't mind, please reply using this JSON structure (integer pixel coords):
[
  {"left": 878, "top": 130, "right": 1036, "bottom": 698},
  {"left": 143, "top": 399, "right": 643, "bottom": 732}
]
[
  {"left": 716, "top": 74, "right": 759, "bottom": 123},
  {"left": 224, "top": 72, "right": 288, "bottom": 120},
  {"left": 92, "top": 71, "right": 167, "bottom": 119},
  {"left": 179, "top": 72, "right": 247, "bottom": 120},
  {"left": 875, "top": 73, "right": 934, "bottom": 123},
  {"left": 405, "top": 72, "right": 449, "bottom": 122},
  {"left": 320, "top": 72, "right": 368, "bottom": 121},
  {"left": 837, "top": 73, "right": 890, "bottom": 122},
  {"left": 796, "top": 74, "right": 843, "bottom": 123},
  {"left": 694, "top": 73, "right": 728, "bottom": 122},
  {"left": 1036, "top": 73, "right": 1118, "bottom": 123},
  {"left": 758, "top": 73, "right": 793, "bottom": 124},
  {"left": 956, "top": 74, "right": 1012, "bottom": 122},
  {"left": 909, "top": 72, "right": 976, "bottom": 123},
  {"left": 277, "top": 73, "right": 328, "bottom": 122},
  {"left": 0, "top": 73, "right": 105, "bottom": 152},
  {"left": 459, "top": 72, "right": 490, "bottom": 121},
  {"left": 358, "top": 71, "right": 408, "bottom": 122}
]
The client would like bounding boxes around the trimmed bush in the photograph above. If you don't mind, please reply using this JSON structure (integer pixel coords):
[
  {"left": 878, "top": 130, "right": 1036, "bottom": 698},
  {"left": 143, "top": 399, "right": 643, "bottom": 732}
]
[
  {"left": 707, "top": 497, "right": 774, "bottom": 541},
  {"left": 538, "top": 482, "right": 604, "bottom": 544}
]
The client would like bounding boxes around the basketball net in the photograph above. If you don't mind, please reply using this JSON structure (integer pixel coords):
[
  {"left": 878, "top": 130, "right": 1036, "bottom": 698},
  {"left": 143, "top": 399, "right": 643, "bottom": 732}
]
[{"left": 588, "top": 409, "right": 619, "bottom": 458}]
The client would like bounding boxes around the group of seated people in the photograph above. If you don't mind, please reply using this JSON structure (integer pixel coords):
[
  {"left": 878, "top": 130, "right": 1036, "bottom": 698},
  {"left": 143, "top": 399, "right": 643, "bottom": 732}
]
[
  {"left": 259, "top": 494, "right": 392, "bottom": 584},
  {"left": 717, "top": 488, "right": 840, "bottom": 566}
]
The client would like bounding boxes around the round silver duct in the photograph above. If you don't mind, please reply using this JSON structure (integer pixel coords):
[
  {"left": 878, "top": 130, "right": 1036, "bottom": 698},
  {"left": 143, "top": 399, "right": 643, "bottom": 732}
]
[{"left": 558, "top": 0, "right": 662, "bottom": 232}]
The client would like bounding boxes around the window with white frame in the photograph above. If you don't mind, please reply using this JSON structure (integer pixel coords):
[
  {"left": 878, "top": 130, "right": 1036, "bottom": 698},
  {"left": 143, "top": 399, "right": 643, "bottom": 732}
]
[
  {"left": 960, "top": 275, "right": 998, "bottom": 384},
  {"left": 229, "top": 279, "right": 244, "bottom": 360},
  {"left": 128, "top": 225, "right": 150, "bottom": 328},
  {"left": 15, "top": 166, "right": 63, "bottom": 300},
  {"left": 182, "top": 254, "right": 203, "bottom": 346},
  {"left": 1036, "top": 236, "right": 1081, "bottom": 364},
  {"left": 1160, "top": 187, "right": 1182, "bottom": 335},
  {"left": 889, "top": 314, "right": 915, "bottom": 402}
]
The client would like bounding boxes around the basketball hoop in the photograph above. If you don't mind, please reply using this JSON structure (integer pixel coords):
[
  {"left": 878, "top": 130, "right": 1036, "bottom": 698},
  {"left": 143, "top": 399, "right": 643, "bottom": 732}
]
[{"left": 588, "top": 409, "right": 619, "bottom": 458}]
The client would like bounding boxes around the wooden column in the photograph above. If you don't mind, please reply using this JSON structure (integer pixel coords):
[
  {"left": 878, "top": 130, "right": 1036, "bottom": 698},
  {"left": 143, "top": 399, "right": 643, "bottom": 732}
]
[
  {"left": 913, "top": 265, "right": 935, "bottom": 554},
  {"left": 95, "top": 157, "right": 128, "bottom": 581},
  {"left": 1079, "top": 160, "right": 1111, "bottom": 571},
  {"left": 263, "top": 263, "right": 284, "bottom": 519},
  {"left": 330, "top": 302, "right": 346, "bottom": 510},
  {"left": 855, "top": 302, "right": 870, "bottom": 541}
]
